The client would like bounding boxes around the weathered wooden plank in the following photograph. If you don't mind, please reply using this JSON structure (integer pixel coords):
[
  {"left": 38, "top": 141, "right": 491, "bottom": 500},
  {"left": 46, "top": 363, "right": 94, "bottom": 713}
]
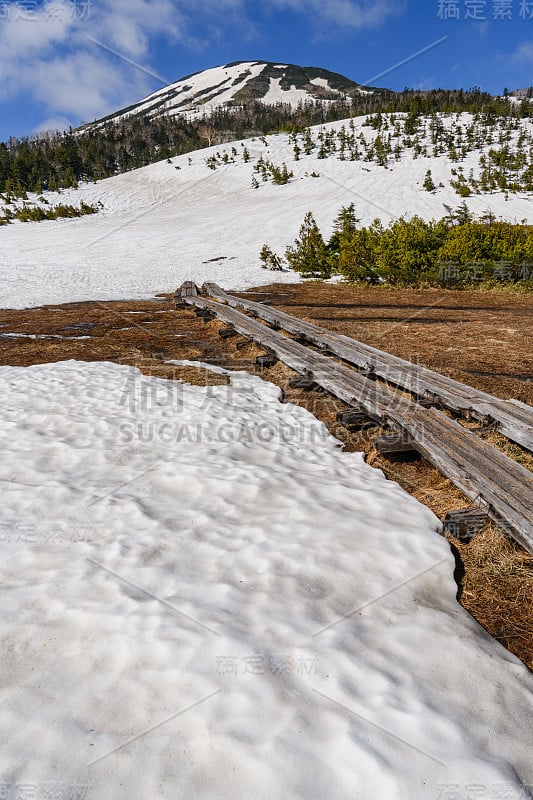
[
  {"left": 183, "top": 291, "right": 533, "bottom": 552},
  {"left": 203, "top": 282, "right": 227, "bottom": 300},
  {"left": 404, "top": 408, "right": 533, "bottom": 551},
  {"left": 180, "top": 281, "right": 198, "bottom": 298},
  {"left": 203, "top": 284, "right": 533, "bottom": 452}
]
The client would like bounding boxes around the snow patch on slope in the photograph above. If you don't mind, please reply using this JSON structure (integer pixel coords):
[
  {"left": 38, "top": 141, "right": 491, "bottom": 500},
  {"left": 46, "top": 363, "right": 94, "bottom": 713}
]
[
  {"left": 310, "top": 77, "right": 342, "bottom": 94},
  {"left": 261, "top": 78, "right": 315, "bottom": 106}
]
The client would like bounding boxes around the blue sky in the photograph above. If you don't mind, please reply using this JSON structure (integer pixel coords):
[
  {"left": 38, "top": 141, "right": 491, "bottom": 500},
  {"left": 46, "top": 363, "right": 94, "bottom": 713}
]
[{"left": 0, "top": 0, "right": 532, "bottom": 140}]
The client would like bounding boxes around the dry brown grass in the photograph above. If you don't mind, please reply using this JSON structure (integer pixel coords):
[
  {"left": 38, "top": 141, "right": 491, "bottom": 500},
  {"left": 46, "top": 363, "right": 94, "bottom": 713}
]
[
  {"left": 240, "top": 282, "right": 533, "bottom": 404},
  {"left": 450, "top": 525, "right": 533, "bottom": 670},
  {"left": 482, "top": 430, "right": 533, "bottom": 471},
  {"left": 0, "top": 286, "right": 531, "bottom": 669}
]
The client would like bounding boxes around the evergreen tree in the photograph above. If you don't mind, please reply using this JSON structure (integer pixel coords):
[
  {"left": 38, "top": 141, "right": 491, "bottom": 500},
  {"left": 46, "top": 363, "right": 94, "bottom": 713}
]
[
  {"left": 259, "top": 244, "right": 284, "bottom": 270},
  {"left": 332, "top": 203, "right": 360, "bottom": 238},
  {"left": 336, "top": 222, "right": 382, "bottom": 283},
  {"left": 2, "top": 88, "right": 533, "bottom": 197},
  {"left": 423, "top": 169, "right": 436, "bottom": 192},
  {"left": 452, "top": 201, "right": 473, "bottom": 225},
  {"left": 285, "top": 212, "right": 331, "bottom": 278},
  {"left": 327, "top": 203, "right": 361, "bottom": 270},
  {"left": 270, "top": 162, "right": 293, "bottom": 185}
]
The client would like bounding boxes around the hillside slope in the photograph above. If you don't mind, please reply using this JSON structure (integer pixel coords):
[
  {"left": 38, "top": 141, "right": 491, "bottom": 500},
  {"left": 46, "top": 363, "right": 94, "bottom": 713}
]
[{"left": 1, "top": 112, "right": 532, "bottom": 309}]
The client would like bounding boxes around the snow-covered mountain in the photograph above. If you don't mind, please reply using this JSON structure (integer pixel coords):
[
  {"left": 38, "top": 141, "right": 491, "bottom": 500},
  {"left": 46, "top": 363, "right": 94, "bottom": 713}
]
[{"left": 83, "top": 61, "right": 376, "bottom": 129}]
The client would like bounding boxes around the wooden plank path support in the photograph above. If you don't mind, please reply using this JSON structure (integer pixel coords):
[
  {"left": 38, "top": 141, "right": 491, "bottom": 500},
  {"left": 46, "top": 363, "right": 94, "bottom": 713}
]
[
  {"left": 336, "top": 408, "right": 378, "bottom": 430},
  {"left": 201, "top": 310, "right": 216, "bottom": 322},
  {"left": 175, "top": 281, "right": 198, "bottom": 308},
  {"left": 443, "top": 509, "right": 489, "bottom": 542},
  {"left": 289, "top": 376, "right": 319, "bottom": 390},
  {"left": 202, "top": 283, "right": 533, "bottom": 452},
  {"left": 404, "top": 406, "right": 532, "bottom": 552},
  {"left": 256, "top": 354, "right": 278, "bottom": 368},
  {"left": 218, "top": 327, "right": 238, "bottom": 339},
  {"left": 374, "top": 434, "right": 419, "bottom": 460},
  {"left": 179, "top": 284, "right": 533, "bottom": 552}
]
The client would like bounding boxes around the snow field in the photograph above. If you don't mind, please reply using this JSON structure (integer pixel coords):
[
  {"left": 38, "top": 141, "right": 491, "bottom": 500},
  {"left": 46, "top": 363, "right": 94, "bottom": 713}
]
[
  {"left": 0, "top": 360, "right": 531, "bottom": 799},
  {"left": 1, "top": 114, "right": 533, "bottom": 309}
]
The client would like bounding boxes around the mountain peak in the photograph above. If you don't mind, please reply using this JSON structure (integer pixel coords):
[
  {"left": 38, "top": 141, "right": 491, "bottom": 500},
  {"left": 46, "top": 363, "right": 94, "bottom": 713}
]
[{"left": 84, "top": 61, "right": 376, "bottom": 129}]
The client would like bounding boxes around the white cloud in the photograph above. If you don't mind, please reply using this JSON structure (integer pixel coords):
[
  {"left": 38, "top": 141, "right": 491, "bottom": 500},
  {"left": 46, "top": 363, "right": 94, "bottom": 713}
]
[
  {"left": 0, "top": 0, "right": 406, "bottom": 133},
  {"left": 512, "top": 42, "right": 533, "bottom": 63},
  {"left": 0, "top": 1, "right": 75, "bottom": 63},
  {"left": 33, "top": 116, "right": 74, "bottom": 134},
  {"left": 31, "top": 51, "right": 147, "bottom": 121},
  {"left": 0, "top": 0, "right": 180, "bottom": 129},
  {"left": 98, "top": 0, "right": 183, "bottom": 58}
]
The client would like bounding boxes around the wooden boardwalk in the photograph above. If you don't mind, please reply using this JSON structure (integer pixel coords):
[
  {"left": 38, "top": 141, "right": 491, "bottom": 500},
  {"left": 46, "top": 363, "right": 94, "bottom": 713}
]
[
  {"left": 179, "top": 284, "right": 533, "bottom": 553},
  {"left": 203, "top": 283, "right": 533, "bottom": 452}
]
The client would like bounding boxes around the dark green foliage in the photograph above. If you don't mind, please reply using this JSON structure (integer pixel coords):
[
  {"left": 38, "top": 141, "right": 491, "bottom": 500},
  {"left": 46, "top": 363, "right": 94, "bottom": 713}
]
[
  {"left": 285, "top": 206, "right": 533, "bottom": 287},
  {"left": 333, "top": 203, "right": 360, "bottom": 238},
  {"left": 270, "top": 162, "right": 293, "bottom": 185},
  {"left": 0, "top": 117, "right": 203, "bottom": 194},
  {"left": 250, "top": 156, "right": 292, "bottom": 185},
  {"left": 288, "top": 110, "right": 533, "bottom": 197},
  {"left": 285, "top": 212, "right": 331, "bottom": 278},
  {"left": 0, "top": 200, "right": 99, "bottom": 225},
  {"left": 327, "top": 203, "right": 361, "bottom": 272},
  {"left": 259, "top": 244, "right": 284, "bottom": 270},
  {"left": 423, "top": 169, "right": 436, "bottom": 192}
]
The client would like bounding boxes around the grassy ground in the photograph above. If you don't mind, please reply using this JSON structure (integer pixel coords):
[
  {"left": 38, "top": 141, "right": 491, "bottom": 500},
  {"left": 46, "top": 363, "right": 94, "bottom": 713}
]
[
  {"left": 240, "top": 283, "right": 533, "bottom": 404},
  {"left": 0, "top": 284, "right": 531, "bottom": 669}
]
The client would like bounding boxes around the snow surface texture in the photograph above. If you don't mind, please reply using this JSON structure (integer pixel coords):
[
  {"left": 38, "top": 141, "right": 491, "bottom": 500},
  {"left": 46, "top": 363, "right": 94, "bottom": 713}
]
[
  {"left": 0, "top": 360, "right": 531, "bottom": 800},
  {"left": 1, "top": 114, "right": 533, "bottom": 309}
]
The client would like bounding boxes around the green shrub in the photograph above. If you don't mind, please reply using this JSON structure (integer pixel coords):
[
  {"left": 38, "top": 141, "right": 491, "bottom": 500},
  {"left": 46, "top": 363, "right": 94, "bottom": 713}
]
[{"left": 285, "top": 204, "right": 533, "bottom": 287}]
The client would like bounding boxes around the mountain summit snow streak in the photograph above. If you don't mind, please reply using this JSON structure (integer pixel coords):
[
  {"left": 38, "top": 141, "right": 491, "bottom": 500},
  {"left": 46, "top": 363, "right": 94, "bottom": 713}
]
[{"left": 82, "top": 61, "right": 377, "bottom": 128}]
